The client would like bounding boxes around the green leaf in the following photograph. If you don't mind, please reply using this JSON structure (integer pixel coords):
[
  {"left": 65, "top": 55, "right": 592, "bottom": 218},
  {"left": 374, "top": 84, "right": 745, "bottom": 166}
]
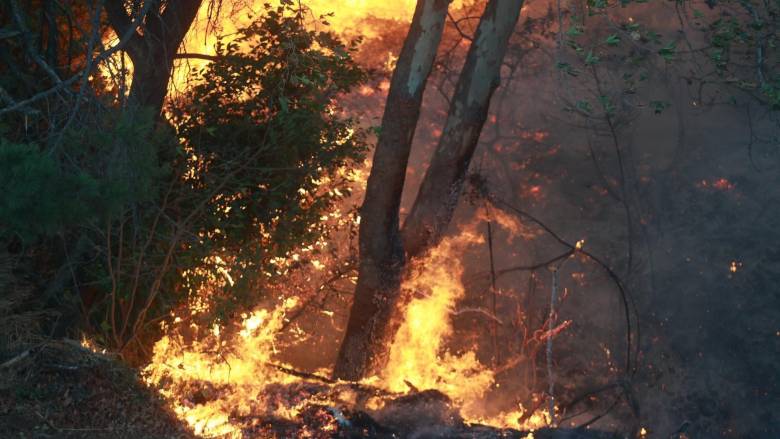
[
  {"left": 658, "top": 42, "right": 676, "bottom": 61},
  {"left": 585, "top": 51, "right": 600, "bottom": 65},
  {"left": 646, "top": 31, "right": 661, "bottom": 44},
  {"left": 576, "top": 100, "right": 593, "bottom": 114},
  {"left": 556, "top": 62, "right": 581, "bottom": 76},
  {"left": 649, "top": 100, "right": 670, "bottom": 114},
  {"left": 598, "top": 95, "right": 616, "bottom": 116},
  {"left": 606, "top": 34, "right": 621, "bottom": 46},
  {"left": 566, "top": 26, "right": 584, "bottom": 37},
  {"left": 589, "top": 0, "right": 608, "bottom": 9}
]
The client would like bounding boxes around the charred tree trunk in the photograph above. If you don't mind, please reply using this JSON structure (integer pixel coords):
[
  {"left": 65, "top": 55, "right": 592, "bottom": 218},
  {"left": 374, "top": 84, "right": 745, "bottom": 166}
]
[
  {"left": 402, "top": 0, "right": 524, "bottom": 258},
  {"left": 332, "top": 0, "right": 450, "bottom": 381},
  {"left": 104, "top": 0, "right": 201, "bottom": 115}
]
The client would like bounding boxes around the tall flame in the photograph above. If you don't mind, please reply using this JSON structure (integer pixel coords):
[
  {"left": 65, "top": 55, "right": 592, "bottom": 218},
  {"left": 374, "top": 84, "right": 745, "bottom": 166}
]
[
  {"left": 381, "top": 218, "right": 551, "bottom": 428},
  {"left": 382, "top": 226, "right": 494, "bottom": 417}
]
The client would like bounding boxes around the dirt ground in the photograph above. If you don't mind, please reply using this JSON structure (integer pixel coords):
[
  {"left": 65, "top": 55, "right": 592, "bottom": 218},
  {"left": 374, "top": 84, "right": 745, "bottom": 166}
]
[{"left": 0, "top": 340, "right": 192, "bottom": 439}]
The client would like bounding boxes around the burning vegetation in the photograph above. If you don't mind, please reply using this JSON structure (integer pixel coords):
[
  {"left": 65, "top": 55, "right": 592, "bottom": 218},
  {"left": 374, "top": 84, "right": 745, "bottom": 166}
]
[{"left": 142, "top": 216, "right": 557, "bottom": 437}]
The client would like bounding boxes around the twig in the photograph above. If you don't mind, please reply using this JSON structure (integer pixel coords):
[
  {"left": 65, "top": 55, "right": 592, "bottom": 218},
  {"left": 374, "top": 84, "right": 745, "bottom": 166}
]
[
  {"left": 173, "top": 52, "right": 222, "bottom": 62},
  {"left": 0, "top": 75, "right": 79, "bottom": 116},
  {"left": 266, "top": 362, "right": 335, "bottom": 384},
  {"left": 53, "top": 0, "right": 105, "bottom": 150},
  {"left": 9, "top": 0, "right": 67, "bottom": 88},
  {"left": 490, "top": 194, "right": 638, "bottom": 376},
  {"left": 0, "top": 0, "right": 154, "bottom": 117},
  {"left": 453, "top": 306, "right": 503, "bottom": 324},
  {"left": 546, "top": 266, "right": 560, "bottom": 426},
  {"left": 34, "top": 410, "right": 60, "bottom": 432},
  {"left": 279, "top": 264, "right": 354, "bottom": 332},
  {"left": 574, "top": 396, "right": 620, "bottom": 430},
  {"left": 485, "top": 205, "right": 499, "bottom": 366},
  {"left": 464, "top": 248, "right": 574, "bottom": 288},
  {"left": 0, "top": 349, "right": 30, "bottom": 369},
  {"left": 266, "top": 362, "right": 399, "bottom": 397}
]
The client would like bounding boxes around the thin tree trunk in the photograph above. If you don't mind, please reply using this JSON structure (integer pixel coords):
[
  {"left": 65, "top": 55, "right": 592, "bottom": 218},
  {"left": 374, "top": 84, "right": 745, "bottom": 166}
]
[
  {"left": 332, "top": 0, "right": 450, "bottom": 381},
  {"left": 402, "top": 0, "right": 524, "bottom": 259}
]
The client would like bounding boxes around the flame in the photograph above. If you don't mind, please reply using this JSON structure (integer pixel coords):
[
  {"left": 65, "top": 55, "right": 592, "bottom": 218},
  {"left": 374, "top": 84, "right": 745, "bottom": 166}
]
[
  {"left": 379, "top": 218, "right": 551, "bottom": 429},
  {"left": 144, "top": 213, "right": 551, "bottom": 436},
  {"left": 144, "top": 299, "right": 302, "bottom": 437},
  {"left": 172, "top": 0, "right": 466, "bottom": 93},
  {"left": 382, "top": 226, "right": 493, "bottom": 415}
]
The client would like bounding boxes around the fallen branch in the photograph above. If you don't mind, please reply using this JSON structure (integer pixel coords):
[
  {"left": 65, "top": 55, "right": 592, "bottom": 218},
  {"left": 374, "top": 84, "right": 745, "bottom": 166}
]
[
  {"left": 265, "top": 362, "right": 399, "bottom": 398},
  {"left": 453, "top": 306, "right": 503, "bottom": 324},
  {"left": 266, "top": 362, "right": 336, "bottom": 384}
]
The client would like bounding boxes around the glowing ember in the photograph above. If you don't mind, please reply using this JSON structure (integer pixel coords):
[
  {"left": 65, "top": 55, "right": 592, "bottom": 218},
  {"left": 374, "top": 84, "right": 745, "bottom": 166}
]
[{"left": 696, "top": 177, "right": 737, "bottom": 192}]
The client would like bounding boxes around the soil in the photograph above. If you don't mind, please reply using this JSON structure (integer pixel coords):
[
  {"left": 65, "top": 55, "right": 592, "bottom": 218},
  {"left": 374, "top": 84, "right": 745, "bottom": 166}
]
[{"left": 0, "top": 340, "right": 192, "bottom": 439}]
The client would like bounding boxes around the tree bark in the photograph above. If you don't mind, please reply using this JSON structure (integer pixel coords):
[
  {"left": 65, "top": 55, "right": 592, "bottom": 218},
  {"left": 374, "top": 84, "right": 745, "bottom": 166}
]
[
  {"left": 332, "top": 0, "right": 450, "bottom": 381},
  {"left": 402, "top": 0, "right": 524, "bottom": 259},
  {"left": 104, "top": 0, "right": 202, "bottom": 115}
]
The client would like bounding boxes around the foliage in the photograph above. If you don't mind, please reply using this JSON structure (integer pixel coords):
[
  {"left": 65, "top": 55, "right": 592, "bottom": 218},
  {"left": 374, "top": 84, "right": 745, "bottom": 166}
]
[
  {"left": 0, "top": 140, "right": 99, "bottom": 242},
  {"left": 0, "top": 108, "right": 169, "bottom": 240},
  {"left": 560, "top": 0, "right": 779, "bottom": 116},
  {"left": 0, "top": 1, "right": 367, "bottom": 356},
  {"left": 167, "top": 2, "right": 367, "bottom": 316}
]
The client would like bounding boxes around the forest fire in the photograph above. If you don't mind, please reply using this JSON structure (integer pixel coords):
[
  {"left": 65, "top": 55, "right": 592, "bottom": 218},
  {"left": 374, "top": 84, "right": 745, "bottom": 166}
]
[
  {"left": 137, "top": 1, "right": 563, "bottom": 436},
  {"left": 3, "top": 0, "right": 778, "bottom": 438},
  {"left": 143, "top": 213, "right": 553, "bottom": 437}
]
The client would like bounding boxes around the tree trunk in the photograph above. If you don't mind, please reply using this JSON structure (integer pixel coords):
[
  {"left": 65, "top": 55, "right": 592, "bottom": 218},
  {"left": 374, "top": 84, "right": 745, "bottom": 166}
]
[
  {"left": 332, "top": 0, "right": 450, "bottom": 381},
  {"left": 104, "top": 0, "right": 202, "bottom": 115},
  {"left": 334, "top": 0, "right": 524, "bottom": 381},
  {"left": 127, "top": 48, "right": 176, "bottom": 114},
  {"left": 402, "top": 0, "right": 524, "bottom": 259}
]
